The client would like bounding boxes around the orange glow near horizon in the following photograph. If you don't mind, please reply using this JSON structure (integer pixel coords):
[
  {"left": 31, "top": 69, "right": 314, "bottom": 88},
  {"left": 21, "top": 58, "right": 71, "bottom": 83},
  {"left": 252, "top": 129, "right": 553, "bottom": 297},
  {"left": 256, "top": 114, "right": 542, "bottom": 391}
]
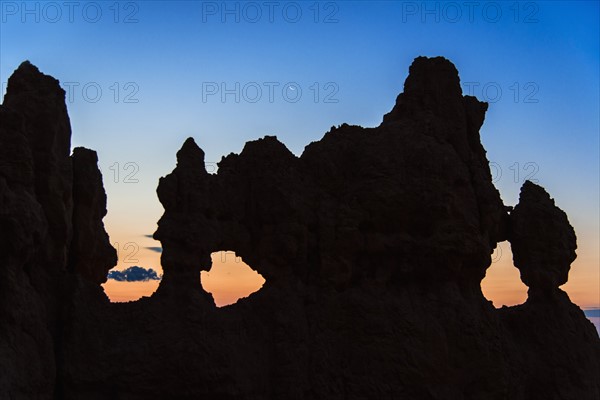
[
  {"left": 201, "top": 251, "right": 266, "bottom": 307},
  {"left": 481, "top": 241, "right": 528, "bottom": 307},
  {"left": 481, "top": 240, "right": 600, "bottom": 310},
  {"left": 102, "top": 279, "right": 160, "bottom": 302},
  {"left": 101, "top": 232, "right": 597, "bottom": 312},
  {"left": 101, "top": 230, "right": 164, "bottom": 302}
]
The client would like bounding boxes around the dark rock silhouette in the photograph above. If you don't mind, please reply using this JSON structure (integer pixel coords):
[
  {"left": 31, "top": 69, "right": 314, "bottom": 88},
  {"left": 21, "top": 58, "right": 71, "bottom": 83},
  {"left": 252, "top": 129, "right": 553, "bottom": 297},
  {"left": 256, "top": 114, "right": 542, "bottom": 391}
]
[
  {"left": 498, "top": 182, "right": 598, "bottom": 400},
  {"left": 509, "top": 180, "right": 577, "bottom": 296},
  {"left": 1, "top": 57, "right": 598, "bottom": 399},
  {"left": 70, "top": 147, "right": 118, "bottom": 284},
  {"left": 0, "top": 62, "right": 116, "bottom": 398}
]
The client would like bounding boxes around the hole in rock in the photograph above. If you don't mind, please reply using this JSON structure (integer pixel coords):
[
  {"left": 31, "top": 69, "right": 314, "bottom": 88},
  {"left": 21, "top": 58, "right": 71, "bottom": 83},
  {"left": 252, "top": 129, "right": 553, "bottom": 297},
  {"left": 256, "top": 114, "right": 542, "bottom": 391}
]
[
  {"left": 102, "top": 234, "right": 163, "bottom": 303},
  {"left": 201, "top": 251, "right": 266, "bottom": 307},
  {"left": 481, "top": 241, "right": 528, "bottom": 307}
]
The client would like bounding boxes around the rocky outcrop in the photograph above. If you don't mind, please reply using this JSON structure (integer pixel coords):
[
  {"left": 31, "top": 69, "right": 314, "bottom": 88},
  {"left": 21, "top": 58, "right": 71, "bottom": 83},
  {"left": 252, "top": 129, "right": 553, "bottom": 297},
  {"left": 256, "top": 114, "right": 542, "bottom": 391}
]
[
  {"left": 70, "top": 147, "right": 118, "bottom": 284},
  {"left": 0, "top": 62, "right": 116, "bottom": 398},
  {"left": 497, "top": 181, "right": 598, "bottom": 400},
  {"left": 509, "top": 180, "right": 577, "bottom": 296},
  {"left": 155, "top": 57, "right": 507, "bottom": 296},
  {"left": 1, "top": 57, "right": 598, "bottom": 400},
  {"left": 2, "top": 61, "right": 73, "bottom": 279}
]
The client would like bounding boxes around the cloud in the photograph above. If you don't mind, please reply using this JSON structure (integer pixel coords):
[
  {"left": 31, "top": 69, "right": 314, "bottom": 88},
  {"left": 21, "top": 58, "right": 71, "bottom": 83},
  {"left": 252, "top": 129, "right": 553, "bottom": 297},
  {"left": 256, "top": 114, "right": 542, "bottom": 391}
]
[
  {"left": 145, "top": 246, "right": 162, "bottom": 253},
  {"left": 107, "top": 266, "right": 161, "bottom": 282},
  {"left": 584, "top": 309, "right": 600, "bottom": 318}
]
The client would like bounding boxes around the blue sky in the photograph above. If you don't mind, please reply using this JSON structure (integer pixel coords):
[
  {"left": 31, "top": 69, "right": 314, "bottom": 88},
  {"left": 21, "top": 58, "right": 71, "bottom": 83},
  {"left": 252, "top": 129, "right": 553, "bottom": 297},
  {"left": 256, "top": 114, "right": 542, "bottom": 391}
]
[{"left": 1, "top": 1, "right": 598, "bottom": 307}]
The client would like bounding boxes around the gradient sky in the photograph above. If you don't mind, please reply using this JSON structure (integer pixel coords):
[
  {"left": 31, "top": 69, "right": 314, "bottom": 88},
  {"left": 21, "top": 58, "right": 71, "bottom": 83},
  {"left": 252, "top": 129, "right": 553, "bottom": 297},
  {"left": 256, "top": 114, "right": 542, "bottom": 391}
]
[{"left": 1, "top": 1, "right": 598, "bottom": 309}]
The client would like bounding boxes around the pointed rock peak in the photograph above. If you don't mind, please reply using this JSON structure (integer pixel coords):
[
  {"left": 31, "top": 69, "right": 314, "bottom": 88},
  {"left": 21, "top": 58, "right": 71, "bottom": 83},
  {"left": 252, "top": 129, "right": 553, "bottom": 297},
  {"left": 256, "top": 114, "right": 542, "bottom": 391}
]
[
  {"left": 403, "top": 56, "right": 462, "bottom": 97},
  {"left": 176, "top": 137, "right": 206, "bottom": 172},
  {"left": 5, "top": 60, "right": 63, "bottom": 100},
  {"left": 180, "top": 137, "right": 201, "bottom": 153},
  {"left": 381, "top": 56, "right": 470, "bottom": 126},
  {"left": 17, "top": 60, "right": 37, "bottom": 71},
  {"left": 518, "top": 180, "right": 554, "bottom": 206}
]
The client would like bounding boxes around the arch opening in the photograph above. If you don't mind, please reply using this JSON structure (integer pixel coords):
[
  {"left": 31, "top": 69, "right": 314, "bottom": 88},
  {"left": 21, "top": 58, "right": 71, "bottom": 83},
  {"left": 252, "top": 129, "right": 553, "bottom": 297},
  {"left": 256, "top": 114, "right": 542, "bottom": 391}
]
[
  {"left": 481, "top": 241, "right": 528, "bottom": 307},
  {"left": 101, "top": 234, "right": 163, "bottom": 303},
  {"left": 201, "top": 251, "right": 266, "bottom": 307}
]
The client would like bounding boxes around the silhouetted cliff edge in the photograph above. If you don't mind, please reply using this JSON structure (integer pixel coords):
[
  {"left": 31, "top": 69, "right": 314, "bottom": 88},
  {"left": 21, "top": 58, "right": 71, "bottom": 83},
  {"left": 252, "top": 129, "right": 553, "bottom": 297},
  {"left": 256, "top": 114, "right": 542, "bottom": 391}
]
[{"left": 1, "top": 57, "right": 598, "bottom": 399}]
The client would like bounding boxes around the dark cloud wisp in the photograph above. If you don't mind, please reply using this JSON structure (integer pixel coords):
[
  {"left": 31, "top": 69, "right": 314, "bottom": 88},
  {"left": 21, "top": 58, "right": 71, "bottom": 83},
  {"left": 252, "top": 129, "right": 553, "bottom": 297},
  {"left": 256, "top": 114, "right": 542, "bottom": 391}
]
[{"left": 107, "top": 266, "right": 162, "bottom": 282}]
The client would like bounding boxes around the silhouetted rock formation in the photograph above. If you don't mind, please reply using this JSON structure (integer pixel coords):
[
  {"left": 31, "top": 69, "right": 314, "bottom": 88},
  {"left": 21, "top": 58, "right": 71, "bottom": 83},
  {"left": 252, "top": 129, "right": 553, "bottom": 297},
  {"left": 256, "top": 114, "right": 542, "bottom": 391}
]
[
  {"left": 156, "top": 57, "right": 507, "bottom": 295},
  {"left": 1, "top": 57, "right": 598, "bottom": 400},
  {"left": 497, "top": 181, "right": 598, "bottom": 400},
  {"left": 509, "top": 180, "right": 577, "bottom": 296},
  {"left": 0, "top": 62, "right": 116, "bottom": 398},
  {"left": 70, "top": 147, "right": 118, "bottom": 284}
]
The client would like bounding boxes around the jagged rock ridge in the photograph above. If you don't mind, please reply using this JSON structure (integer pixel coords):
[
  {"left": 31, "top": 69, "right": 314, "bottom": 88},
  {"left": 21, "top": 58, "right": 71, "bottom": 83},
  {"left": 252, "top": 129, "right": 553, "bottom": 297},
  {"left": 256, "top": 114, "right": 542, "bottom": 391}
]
[{"left": 0, "top": 57, "right": 598, "bottom": 400}]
